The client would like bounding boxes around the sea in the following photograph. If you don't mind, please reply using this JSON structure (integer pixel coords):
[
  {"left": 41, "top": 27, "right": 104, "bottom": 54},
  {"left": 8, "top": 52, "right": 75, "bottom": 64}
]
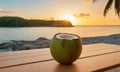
[
  {"left": 0, "top": 25, "right": 120, "bottom": 44},
  {"left": 0, "top": 25, "right": 120, "bottom": 52}
]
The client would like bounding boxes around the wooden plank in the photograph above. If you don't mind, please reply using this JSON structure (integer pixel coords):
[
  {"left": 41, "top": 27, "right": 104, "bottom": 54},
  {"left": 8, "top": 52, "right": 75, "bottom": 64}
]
[
  {"left": 0, "top": 43, "right": 119, "bottom": 60},
  {"left": 0, "top": 43, "right": 119, "bottom": 61},
  {"left": 0, "top": 48, "right": 49, "bottom": 57},
  {"left": 0, "top": 50, "right": 119, "bottom": 72},
  {"left": 0, "top": 44, "right": 120, "bottom": 68},
  {"left": 0, "top": 48, "right": 50, "bottom": 61},
  {"left": 94, "top": 65, "right": 120, "bottom": 72}
]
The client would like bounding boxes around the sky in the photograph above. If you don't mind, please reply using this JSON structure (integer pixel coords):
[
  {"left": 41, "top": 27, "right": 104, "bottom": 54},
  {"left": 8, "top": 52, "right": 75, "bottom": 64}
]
[{"left": 0, "top": 0, "right": 120, "bottom": 25}]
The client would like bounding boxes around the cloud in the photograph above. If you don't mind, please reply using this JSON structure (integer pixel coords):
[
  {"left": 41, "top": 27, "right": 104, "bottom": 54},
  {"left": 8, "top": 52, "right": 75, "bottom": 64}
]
[
  {"left": 85, "top": 0, "right": 91, "bottom": 3},
  {"left": 73, "top": 13, "right": 90, "bottom": 18},
  {"left": 0, "top": 8, "right": 2, "bottom": 11},
  {"left": 0, "top": 10, "right": 17, "bottom": 13},
  {"left": 83, "top": 0, "right": 98, "bottom": 5},
  {"left": 83, "top": 0, "right": 91, "bottom": 4},
  {"left": 84, "top": 0, "right": 96, "bottom": 3},
  {"left": 0, "top": 8, "right": 17, "bottom": 14}
]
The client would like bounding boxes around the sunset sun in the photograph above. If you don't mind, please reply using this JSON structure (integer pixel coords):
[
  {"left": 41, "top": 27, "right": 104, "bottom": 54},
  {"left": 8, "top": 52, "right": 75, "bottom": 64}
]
[{"left": 61, "top": 15, "right": 76, "bottom": 25}]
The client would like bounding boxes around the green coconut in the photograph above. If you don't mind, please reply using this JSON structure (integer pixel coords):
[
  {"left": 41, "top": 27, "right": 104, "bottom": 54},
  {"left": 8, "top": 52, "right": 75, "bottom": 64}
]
[{"left": 50, "top": 33, "right": 82, "bottom": 65}]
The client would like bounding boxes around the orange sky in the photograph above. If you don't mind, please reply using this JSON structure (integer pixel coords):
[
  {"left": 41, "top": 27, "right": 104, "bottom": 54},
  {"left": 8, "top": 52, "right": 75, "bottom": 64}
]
[{"left": 0, "top": 0, "right": 120, "bottom": 25}]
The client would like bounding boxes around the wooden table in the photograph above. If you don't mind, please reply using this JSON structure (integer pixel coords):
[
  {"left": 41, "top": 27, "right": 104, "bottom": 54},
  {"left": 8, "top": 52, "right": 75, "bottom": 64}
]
[{"left": 0, "top": 43, "right": 120, "bottom": 72}]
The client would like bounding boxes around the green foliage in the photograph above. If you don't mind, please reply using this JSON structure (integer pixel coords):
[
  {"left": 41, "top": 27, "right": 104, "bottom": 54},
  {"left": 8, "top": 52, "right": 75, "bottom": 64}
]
[
  {"left": 104, "top": 0, "right": 120, "bottom": 18},
  {"left": 0, "top": 16, "right": 73, "bottom": 27},
  {"left": 104, "top": 0, "right": 113, "bottom": 16},
  {"left": 93, "top": 0, "right": 120, "bottom": 18},
  {"left": 114, "top": 0, "right": 120, "bottom": 17}
]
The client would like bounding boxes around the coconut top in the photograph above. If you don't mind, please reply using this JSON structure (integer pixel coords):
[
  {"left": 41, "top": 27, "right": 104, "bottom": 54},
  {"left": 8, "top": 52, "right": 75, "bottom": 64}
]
[{"left": 56, "top": 33, "right": 79, "bottom": 40}]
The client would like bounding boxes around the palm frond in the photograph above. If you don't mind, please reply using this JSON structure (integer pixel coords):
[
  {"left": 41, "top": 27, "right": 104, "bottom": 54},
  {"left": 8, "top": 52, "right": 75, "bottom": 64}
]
[
  {"left": 115, "top": 0, "right": 120, "bottom": 18},
  {"left": 104, "top": 0, "right": 113, "bottom": 16}
]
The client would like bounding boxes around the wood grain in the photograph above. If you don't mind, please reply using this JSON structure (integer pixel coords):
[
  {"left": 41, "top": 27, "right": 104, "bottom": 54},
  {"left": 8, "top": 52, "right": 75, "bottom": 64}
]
[{"left": 0, "top": 43, "right": 120, "bottom": 72}]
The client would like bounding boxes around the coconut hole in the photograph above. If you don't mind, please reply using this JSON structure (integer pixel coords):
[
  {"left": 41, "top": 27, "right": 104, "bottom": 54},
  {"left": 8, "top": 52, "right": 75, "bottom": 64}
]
[{"left": 56, "top": 33, "right": 78, "bottom": 40}]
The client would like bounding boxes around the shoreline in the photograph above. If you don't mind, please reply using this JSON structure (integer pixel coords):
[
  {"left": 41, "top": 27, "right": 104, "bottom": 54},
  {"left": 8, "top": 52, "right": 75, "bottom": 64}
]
[{"left": 0, "top": 34, "right": 120, "bottom": 52}]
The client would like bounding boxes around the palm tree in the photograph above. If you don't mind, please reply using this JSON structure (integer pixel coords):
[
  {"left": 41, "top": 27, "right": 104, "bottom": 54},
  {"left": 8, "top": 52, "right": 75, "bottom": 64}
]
[{"left": 93, "top": 0, "right": 120, "bottom": 18}]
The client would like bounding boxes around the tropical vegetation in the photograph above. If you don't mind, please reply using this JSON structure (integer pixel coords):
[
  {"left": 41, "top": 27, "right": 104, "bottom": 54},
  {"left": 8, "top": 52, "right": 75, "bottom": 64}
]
[
  {"left": 0, "top": 16, "right": 73, "bottom": 27},
  {"left": 93, "top": 0, "right": 120, "bottom": 18}
]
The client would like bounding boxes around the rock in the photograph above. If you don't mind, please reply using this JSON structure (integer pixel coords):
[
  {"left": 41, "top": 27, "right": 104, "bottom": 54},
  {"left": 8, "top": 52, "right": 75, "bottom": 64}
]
[
  {"left": 82, "top": 34, "right": 120, "bottom": 45},
  {"left": 0, "top": 34, "right": 120, "bottom": 52},
  {"left": 0, "top": 48, "right": 12, "bottom": 53},
  {"left": 36, "top": 37, "right": 48, "bottom": 41},
  {"left": 0, "top": 37, "right": 51, "bottom": 51}
]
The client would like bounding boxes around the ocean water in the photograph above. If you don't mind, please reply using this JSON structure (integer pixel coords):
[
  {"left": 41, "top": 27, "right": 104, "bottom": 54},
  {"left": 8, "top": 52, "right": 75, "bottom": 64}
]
[{"left": 0, "top": 25, "right": 120, "bottom": 44}]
